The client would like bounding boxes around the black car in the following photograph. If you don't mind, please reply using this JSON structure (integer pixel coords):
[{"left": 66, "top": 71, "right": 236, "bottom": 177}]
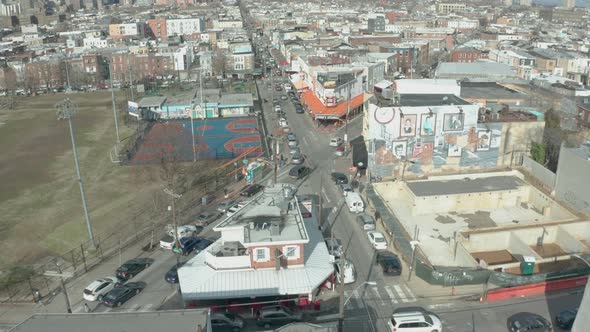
[
  {"left": 116, "top": 258, "right": 154, "bottom": 280},
  {"left": 101, "top": 282, "right": 146, "bottom": 307},
  {"left": 555, "top": 307, "right": 578, "bottom": 330},
  {"left": 240, "top": 184, "right": 264, "bottom": 197},
  {"left": 289, "top": 165, "right": 310, "bottom": 179},
  {"left": 165, "top": 261, "right": 186, "bottom": 284},
  {"left": 376, "top": 251, "right": 402, "bottom": 276},
  {"left": 507, "top": 312, "right": 551, "bottom": 332},
  {"left": 331, "top": 172, "right": 348, "bottom": 184},
  {"left": 173, "top": 237, "right": 206, "bottom": 256}
]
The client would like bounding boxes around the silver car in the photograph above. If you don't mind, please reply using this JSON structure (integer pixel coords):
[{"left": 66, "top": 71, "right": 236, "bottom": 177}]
[
  {"left": 291, "top": 153, "right": 304, "bottom": 165},
  {"left": 357, "top": 213, "right": 376, "bottom": 230}
]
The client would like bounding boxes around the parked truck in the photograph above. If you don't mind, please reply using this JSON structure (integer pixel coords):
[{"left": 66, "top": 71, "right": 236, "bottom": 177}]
[{"left": 345, "top": 192, "right": 364, "bottom": 213}]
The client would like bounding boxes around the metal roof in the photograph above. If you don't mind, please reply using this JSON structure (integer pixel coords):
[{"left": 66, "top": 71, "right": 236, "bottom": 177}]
[
  {"left": 436, "top": 62, "right": 517, "bottom": 78},
  {"left": 138, "top": 96, "right": 167, "bottom": 108},
  {"left": 178, "top": 198, "right": 333, "bottom": 301},
  {"left": 9, "top": 310, "right": 209, "bottom": 332}
]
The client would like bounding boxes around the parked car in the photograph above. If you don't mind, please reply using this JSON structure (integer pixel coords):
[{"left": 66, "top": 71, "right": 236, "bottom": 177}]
[
  {"left": 289, "top": 146, "right": 300, "bottom": 155},
  {"left": 211, "top": 312, "right": 245, "bottom": 331},
  {"left": 226, "top": 202, "right": 247, "bottom": 217},
  {"left": 217, "top": 199, "right": 237, "bottom": 213},
  {"left": 196, "top": 211, "right": 221, "bottom": 226},
  {"left": 367, "top": 231, "right": 388, "bottom": 250},
  {"left": 164, "top": 261, "right": 186, "bottom": 284},
  {"left": 115, "top": 258, "right": 154, "bottom": 280},
  {"left": 357, "top": 213, "right": 376, "bottom": 230},
  {"left": 329, "top": 137, "right": 343, "bottom": 147},
  {"left": 82, "top": 277, "right": 119, "bottom": 302},
  {"left": 274, "top": 104, "right": 281, "bottom": 112},
  {"left": 340, "top": 183, "right": 353, "bottom": 196},
  {"left": 325, "top": 238, "right": 344, "bottom": 259},
  {"left": 280, "top": 95, "right": 288, "bottom": 100},
  {"left": 101, "top": 282, "right": 146, "bottom": 307},
  {"left": 334, "top": 146, "right": 345, "bottom": 157},
  {"left": 507, "top": 312, "right": 551, "bottom": 332},
  {"left": 334, "top": 259, "right": 356, "bottom": 284},
  {"left": 387, "top": 310, "right": 443, "bottom": 332},
  {"left": 166, "top": 224, "right": 201, "bottom": 238},
  {"left": 291, "top": 152, "right": 305, "bottom": 165},
  {"left": 331, "top": 172, "right": 348, "bottom": 184},
  {"left": 159, "top": 234, "right": 177, "bottom": 250},
  {"left": 556, "top": 307, "right": 578, "bottom": 330},
  {"left": 287, "top": 132, "right": 297, "bottom": 141},
  {"left": 256, "top": 305, "right": 303, "bottom": 328},
  {"left": 289, "top": 165, "right": 310, "bottom": 179},
  {"left": 376, "top": 251, "right": 402, "bottom": 276},
  {"left": 172, "top": 237, "right": 212, "bottom": 255},
  {"left": 288, "top": 137, "right": 299, "bottom": 147},
  {"left": 240, "top": 184, "right": 264, "bottom": 197},
  {"left": 279, "top": 117, "right": 289, "bottom": 128},
  {"left": 295, "top": 105, "right": 304, "bottom": 114}
]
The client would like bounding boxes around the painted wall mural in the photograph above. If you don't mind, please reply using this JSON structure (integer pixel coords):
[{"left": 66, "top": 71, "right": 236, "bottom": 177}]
[{"left": 368, "top": 104, "right": 504, "bottom": 177}]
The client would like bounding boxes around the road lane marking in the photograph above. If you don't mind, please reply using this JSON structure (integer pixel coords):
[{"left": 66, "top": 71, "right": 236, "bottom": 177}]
[
  {"left": 302, "top": 136, "right": 309, "bottom": 146},
  {"left": 402, "top": 284, "right": 416, "bottom": 302},
  {"left": 394, "top": 285, "right": 410, "bottom": 303},
  {"left": 385, "top": 286, "right": 399, "bottom": 304},
  {"left": 321, "top": 188, "right": 331, "bottom": 204},
  {"left": 370, "top": 287, "right": 387, "bottom": 306}
]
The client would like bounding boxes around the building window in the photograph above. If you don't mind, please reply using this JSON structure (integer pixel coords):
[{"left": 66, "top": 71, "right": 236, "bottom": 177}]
[
  {"left": 254, "top": 248, "right": 269, "bottom": 262},
  {"left": 283, "top": 246, "right": 300, "bottom": 260}
]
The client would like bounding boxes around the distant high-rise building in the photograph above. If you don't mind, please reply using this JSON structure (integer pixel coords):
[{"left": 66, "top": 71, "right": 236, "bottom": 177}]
[{"left": 564, "top": 0, "right": 575, "bottom": 8}]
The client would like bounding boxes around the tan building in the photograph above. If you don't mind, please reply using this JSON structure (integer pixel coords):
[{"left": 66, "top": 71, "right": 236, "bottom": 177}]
[{"left": 436, "top": 3, "right": 466, "bottom": 14}]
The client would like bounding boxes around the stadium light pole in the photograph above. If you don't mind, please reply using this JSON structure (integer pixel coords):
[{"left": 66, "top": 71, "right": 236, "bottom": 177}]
[
  {"left": 109, "top": 57, "right": 121, "bottom": 151},
  {"left": 56, "top": 98, "right": 96, "bottom": 249}
]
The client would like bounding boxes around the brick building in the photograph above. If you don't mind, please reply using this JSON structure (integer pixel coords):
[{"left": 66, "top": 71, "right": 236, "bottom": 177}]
[
  {"left": 146, "top": 19, "right": 168, "bottom": 41},
  {"left": 25, "top": 58, "right": 64, "bottom": 89},
  {"left": 110, "top": 53, "right": 174, "bottom": 83},
  {"left": 451, "top": 47, "right": 488, "bottom": 63}
]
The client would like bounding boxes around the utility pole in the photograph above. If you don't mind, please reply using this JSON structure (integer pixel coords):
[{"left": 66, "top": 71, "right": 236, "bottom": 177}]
[
  {"left": 109, "top": 58, "right": 121, "bottom": 149},
  {"left": 56, "top": 99, "right": 96, "bottom": 249},
  {"left": 163, "top": 188, "right": 182, "bottom": 264},
  {"left": 344, "top": 80, "right": 351, "bottom": 146},
  {"left": 44, "top": 271, "right": 74, "bottom": 313},
  {"left": 337, "top": 248, "right": 346, "bottom": 331}
]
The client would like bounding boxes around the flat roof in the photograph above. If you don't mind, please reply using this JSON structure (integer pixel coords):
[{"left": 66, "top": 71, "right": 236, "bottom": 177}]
[
  {"left": 437, "top": 62, "right": 517, "bottom": 77},
  {"left": 214, "top": 184, "right": 308, "bottom": 244},
  {"left": 9, "top": 310, "right": 209, "bottom": 332},
  {"left": 179, "top": 194, "right": 333, "bottom": 301},
  {"left": 399, "top": 94, "right": 470, "bottom": 107},
  {"left": 460, "top": 82, "right": 527, "bottom": 100},
  {"left": 138, "top": 96, "right": 167, "bottom": 107},
  {"left": 407, "top": 175, "right": 526, "bottom": 197}
]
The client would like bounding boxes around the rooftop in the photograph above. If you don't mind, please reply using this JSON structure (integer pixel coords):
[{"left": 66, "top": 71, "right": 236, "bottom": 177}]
[
  {"left": 436, "top": 62, "right": 517, "bottom": 78},
  {"left": 218, "top": 93, "right": 254, "bottom": 107},
  {"left": 9, "top": 310, "right": 209, "bottom": 332},
  {"left": 398, "top": 94, "right": 470, "bottom": 107},
  {"left": 406, "top": 175, "right": 525, "bottom": 197},
  {"left": 214, "top": 184, "right": 308, "bottom": 244},
  {"left": 460, "top": 82, "right": 527, "bottom": 100},
  {"left": 138, "top": 96, "right": 167, "bottom": 108}
]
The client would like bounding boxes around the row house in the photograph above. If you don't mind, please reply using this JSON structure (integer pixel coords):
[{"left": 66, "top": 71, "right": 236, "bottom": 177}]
[
  {"left": 451, "top": 47, "right": 488, "bottom": 63},
  {"left": 178, "top": 185, "right": 333, "bottom": 306},
  {"left": 226, "top": 43, "right": 255, "bottom": 76},
  {"left": 348, "top": 34, "right": 402, "bottom": 47},
  {"left": 110, "top": 53, "right": 174, "bottom": 84},
  {"left": 24, "top": 58, "right": 65, "bottom": 90},
  {"left": 146, "top": 19, "right": 167, "bottom": 41},
  {"left": 489, "top": 49, "right": 536, "bottom": 68},
  {"left": 166, "top": 18, "right": 205, "bottom": 37},
  {"left": 108, "top": 22, "right": 146, "bottom": 40},
  {"left": 404, "top": 28, "right": 455, "bottom": 50}
]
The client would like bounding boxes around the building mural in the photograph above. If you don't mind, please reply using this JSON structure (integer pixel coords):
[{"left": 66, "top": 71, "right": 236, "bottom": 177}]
[{"left": 367, "top": 103, "right": 508, "bottom": 177}]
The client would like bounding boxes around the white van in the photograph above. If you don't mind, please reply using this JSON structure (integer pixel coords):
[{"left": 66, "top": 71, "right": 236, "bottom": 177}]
[{"left": 345, "top": 192, "right": 364, "bottom": 213}]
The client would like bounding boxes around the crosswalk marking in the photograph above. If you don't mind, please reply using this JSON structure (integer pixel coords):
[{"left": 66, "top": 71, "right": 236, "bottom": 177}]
[
  {"left": 73, "top": 305, "right": 84, "bottom": 313},
  {"left": 393, "top": 285, "right": 410, "bottom": 303},
  {"left": 350, "top": 290, "right": 362, "bottom": 309},
  {"left": 371, "top": 287, "right": 388, "bottom": 306},
  {"left": 129, "top": 304, "right": 141, "bottom": 311},
  {"left": 139, "top": 304, "right": 153, "bottom": 312},
  {"left": 384, "top": 286, "right": 399, "bottom": 304},
  {"left": 402, "top": 284, "right": 417, "bottom": 302}
]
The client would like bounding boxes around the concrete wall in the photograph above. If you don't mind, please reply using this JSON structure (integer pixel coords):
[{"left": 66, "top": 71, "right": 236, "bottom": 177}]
[
  {"left": 454, "top": 242, "right": 479, "bottom": 266},
  {"left": 525, "top": 186, "right": 576, "bottom": 221},
  {"left": 555, "top": 227, "right": 586, "bottom": 254},
  {"left": 412, "top": 188, "right": 526, "bottom": 216},
  {"left": 560, "top": 222, "right": 590, "bottom": 249},
  {"left": 463, "top": 231, "right": 510, "bottom": 252},
  {"left": 522, "top": 156, "right": 556, "bottom": 191},
  {"left": 554, "top": 146, "right": 590, "bottom": 216},
  {"left": 508, "top": 232, "right": 541, "bottom": 260}
]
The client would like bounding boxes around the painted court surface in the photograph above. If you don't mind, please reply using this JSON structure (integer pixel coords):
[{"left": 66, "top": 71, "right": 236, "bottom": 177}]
[{"left": 131, "top": 117, "right": 262, "bottom": 164}]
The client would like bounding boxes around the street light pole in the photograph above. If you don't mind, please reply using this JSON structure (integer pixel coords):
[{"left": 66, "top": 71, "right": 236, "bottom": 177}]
[
  {"left": 56, "top": 99, "right": 96, "bottom": 249},
  {"left": 408, "top": 240, "right": 420, "bottom": 281},
  {"left": 164, "top": 188, "right": 182, "bottom": 264},
  {"left": 109, "top": 58, "right": 121, "bottom": 149},
  {"left": 340, "top": 280, "right": 377, "bottom": 331},
  {"left": 44, "top": 271, "right": 74, "bottom": 313}
]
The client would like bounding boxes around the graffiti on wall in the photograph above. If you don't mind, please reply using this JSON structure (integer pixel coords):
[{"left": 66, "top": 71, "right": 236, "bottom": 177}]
[{"left": 369, "top": 104, "right": 504, "bottom": 176}]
